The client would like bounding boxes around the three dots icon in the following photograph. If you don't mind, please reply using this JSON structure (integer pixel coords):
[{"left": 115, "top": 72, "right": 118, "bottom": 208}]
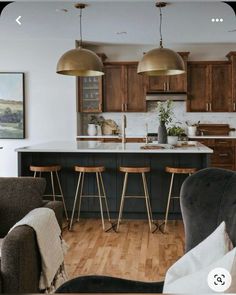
[{"left": 211, "top": 18, "right": 224, "bottom": 22}]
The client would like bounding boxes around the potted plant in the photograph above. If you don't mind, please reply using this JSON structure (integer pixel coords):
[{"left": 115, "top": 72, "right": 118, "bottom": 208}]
[
  {"left": 157, "top": 100, "right": 173, "bottom": 144},
  {"left": 167, "top": 125, "right": 185, "bottom": 145}
]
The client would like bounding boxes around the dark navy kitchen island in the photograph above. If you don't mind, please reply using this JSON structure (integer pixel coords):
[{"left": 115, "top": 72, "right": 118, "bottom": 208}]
[{"left": 17, "top": 141, "right": 212, "bottom": 220}]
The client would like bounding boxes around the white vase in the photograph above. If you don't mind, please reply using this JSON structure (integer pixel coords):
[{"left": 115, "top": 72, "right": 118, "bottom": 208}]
[
  {"left": 167, "top": 136, "right": 178, "bottom": 145},
  {"left": 87, "top": 124, "right": 97, "bottom": 136},
  {"left": 187, "top": 126, "right": 197, "bottom": 137}
]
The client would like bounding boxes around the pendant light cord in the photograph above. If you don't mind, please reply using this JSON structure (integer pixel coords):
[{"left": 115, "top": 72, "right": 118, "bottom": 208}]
[
  {"left": 159, "top": 5, "right": 163, "bottom": 48},
  {"left": 79, "top": 7, "right": 83, "bottom": 48}
]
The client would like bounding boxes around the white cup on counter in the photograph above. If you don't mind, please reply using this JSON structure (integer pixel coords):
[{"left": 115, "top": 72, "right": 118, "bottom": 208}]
[{"left": 187, "top": 126, "right": 197, "bottom": 137}]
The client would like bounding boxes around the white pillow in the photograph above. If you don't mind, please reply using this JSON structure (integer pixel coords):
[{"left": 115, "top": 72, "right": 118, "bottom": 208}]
[{"left": 163, "top": 221, "right": 234, "bottom": 293}]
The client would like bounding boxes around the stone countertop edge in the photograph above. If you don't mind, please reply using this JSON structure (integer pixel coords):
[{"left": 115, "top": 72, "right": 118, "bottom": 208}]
[
  {"left": 15, "top": 141, "right": 213, "bottom": 154},
  {"left": 78, "top": 135, "right": 236, "bottom": 139},
  {"left": 189, "top": 135, "right": 236, "bottom": 139}
]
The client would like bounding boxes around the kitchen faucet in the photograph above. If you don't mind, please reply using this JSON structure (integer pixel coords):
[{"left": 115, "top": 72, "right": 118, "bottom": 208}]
[{"left": 122, "top": 114, "right": 127, "bottom": 144}]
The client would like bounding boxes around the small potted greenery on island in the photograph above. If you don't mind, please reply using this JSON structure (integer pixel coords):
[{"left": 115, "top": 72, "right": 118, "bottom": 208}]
[
  {"left": 167, "top": 125, "right": 185, "bottom": 145},
  {"left": 157, "top": 100, "right": 174, "bottom": 144}
]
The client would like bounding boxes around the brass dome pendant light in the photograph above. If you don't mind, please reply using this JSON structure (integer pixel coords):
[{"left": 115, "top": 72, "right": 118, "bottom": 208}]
[
  {"left": 57, "top": 3, "right": 104, "bottom": 77},
  {"left": 137, "top": 2, "right": 185, "bottom": 76}
]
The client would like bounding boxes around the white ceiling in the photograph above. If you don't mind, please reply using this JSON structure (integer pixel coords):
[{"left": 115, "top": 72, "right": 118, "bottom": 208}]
[{"left": 0, "top": 1, "right": 235, "bottom": 44}]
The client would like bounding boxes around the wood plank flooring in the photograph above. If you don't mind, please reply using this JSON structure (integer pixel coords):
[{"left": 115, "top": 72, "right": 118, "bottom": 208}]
[{"left": 63, "top": 219, "right": 185, "bottom": 282}]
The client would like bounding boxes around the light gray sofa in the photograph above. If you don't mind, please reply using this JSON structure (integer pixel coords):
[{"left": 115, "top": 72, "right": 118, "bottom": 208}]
[{"left": 0, "top": 177, "right": 63, "bottom": 293}]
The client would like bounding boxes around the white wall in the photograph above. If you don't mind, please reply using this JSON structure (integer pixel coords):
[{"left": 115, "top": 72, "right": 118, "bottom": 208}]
[{"left": 0, "top": 40, "right": 77, "bottom": 176}]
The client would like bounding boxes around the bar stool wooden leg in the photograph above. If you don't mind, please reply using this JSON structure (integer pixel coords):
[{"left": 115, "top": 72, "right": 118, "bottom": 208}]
[
  {"left": 55, "top": 171, "right": 68, "bottom": 220},
  {"left": 77, "top": 172, "right": 84, "bottom": 221},
  {"left": 142, "top": 172, "right": 153, "bottom": 222},
  {"left": 50, "top": 172, "right": 56, "bottom": 201},
  {"left": 142, "top": 172, "right": 153, "bottom": 232},
  {"left": 33, "top": 171, "right": 37, "bottom": 178},
  {"left": 164, "top": 172, "right": 175, "bottom": 233},
  {"left": 96, "top": 172, "right": 105, "bottom": 231},
  {"left": 99, "top": 172, "right": 111, "bottom": 222},
  {"left": 69, "top": 172, "right": 82, "bottom": 230},
  {"left": 117, "top": 172, "right": 128, "bottom": 231}
]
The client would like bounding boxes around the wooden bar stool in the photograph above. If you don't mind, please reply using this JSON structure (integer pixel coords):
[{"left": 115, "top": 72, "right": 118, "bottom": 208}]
[
  {"left": 69, "top": 165, "right": 111, "bottom": 231},
  {"left": 117, "top": 166, "right": 153, "bottom": 232},
  {"left": 30, "top": 165, "right": 68, "bottom": 220},
  {"left": 163, "top": 166, "right": 197, "bottom": 233}
]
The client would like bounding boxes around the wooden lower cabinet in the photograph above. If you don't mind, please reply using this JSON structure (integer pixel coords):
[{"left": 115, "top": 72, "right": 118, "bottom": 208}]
[{"left": 197, "top": 139, "right": 235, "bottom": 170}]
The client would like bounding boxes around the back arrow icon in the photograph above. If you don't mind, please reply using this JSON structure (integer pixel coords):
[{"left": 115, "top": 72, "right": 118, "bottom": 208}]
[{"left": 16, "top": 16, "right": 21, "bottom": 25}]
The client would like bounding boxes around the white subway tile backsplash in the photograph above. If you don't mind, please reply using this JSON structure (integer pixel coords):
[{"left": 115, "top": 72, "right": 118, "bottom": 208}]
[{"left": 81, "top": 102, "right": 236, "bottom": 136}]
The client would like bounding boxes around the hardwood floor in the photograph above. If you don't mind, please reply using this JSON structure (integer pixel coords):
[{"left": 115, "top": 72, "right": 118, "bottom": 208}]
[{"left": 63, "top": 219, "right": 185, "bottom": 282}]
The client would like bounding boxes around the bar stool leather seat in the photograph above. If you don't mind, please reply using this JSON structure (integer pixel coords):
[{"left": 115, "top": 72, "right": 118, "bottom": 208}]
[
  {"left": 30, "top": 165, "right": 61, "bottom": 173},
  {"left": 75, "top": 166, "right": 105, "bottom": 173},
  {"left": 119, "top": 166, "right": 150, "bottom": 173},
  {"left": 165, "top": 166, "right": 197, "bottom": 174}
]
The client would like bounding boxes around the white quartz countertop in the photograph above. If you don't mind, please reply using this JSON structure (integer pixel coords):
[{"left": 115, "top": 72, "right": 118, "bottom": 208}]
[
  {"left": 77, "top": 135, "right": 146, "bottom": 138},
  {"left": 16, "top": 141, "right": 213, "bottom": 154},
  {"left": 189, "top": 135, "right": 236, "bottom": 139},
  {"left": 78, "top": 135, "right": 236, "bottom": 139}
]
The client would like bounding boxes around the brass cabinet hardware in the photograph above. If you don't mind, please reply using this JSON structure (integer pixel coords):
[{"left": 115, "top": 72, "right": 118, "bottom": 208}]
[
  {"left": 206, "top": 103, "right": 209, "bottom": 111},
  {"left": 233, "top": 102, "right": 236, "bottom": 111},
  {"left": 209, "top": 103, "right": 212, "bottom": 112}
]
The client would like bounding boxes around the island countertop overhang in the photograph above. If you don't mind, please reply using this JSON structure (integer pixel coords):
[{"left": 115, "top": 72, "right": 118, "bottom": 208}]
[{"left": 16, "top": 141, "right": 213, "bottom": 154}]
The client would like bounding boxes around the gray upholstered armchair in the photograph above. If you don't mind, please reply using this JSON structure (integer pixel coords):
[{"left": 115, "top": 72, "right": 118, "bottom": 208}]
[
  {"left": 57, "top": 167, "right": 236, "bottom": 293},
  {"left": 0, "top": 177, "right": 63, "bottom": 293}
]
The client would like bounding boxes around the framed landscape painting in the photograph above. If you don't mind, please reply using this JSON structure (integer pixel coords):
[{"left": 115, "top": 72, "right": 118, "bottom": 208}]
[{"left": 0, "top": 73, "right": 25, "bottom": 139}]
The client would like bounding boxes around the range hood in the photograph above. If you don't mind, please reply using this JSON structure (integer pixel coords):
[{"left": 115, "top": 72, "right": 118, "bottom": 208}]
[{"left": 146, "top": 92, "right": 187, "bottom": 101}]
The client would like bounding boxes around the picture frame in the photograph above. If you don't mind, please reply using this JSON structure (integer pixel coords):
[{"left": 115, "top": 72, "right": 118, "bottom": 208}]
[{"left": 0, "top": 72, "right": 25, "bottom": 139}]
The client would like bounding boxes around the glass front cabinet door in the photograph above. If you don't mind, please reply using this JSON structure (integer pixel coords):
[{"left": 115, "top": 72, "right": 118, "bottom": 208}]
[{"left": 78, "top": 77, "right": 103, "bottom": 113}]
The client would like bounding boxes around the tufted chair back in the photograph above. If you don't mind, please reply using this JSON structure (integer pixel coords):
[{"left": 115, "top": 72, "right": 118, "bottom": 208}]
[{"left": 180, "top": 168, "right": 236, "bottom": 252}]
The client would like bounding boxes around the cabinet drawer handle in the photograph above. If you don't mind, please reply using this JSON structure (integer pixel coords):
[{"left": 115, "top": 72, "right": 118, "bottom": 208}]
[
  {"left": 206, "top": 103, "right": 209, "bottom": 111},
  {"left": 164, "top": 83, "right": 166, "bottom": 91},
  {"left": 125, "top": 103, "right": 128, "bottom": 111},
  {"left": 219, "top": 153, "right": 229, "bottom": 157},
  {"left": 233, "top": 102, "right": 236, "bottom": 112},
  {"left": 209, "top": 103, "right": 212, "bottom": 112},
  {"left": 218, "top": 141, "right": 228, "bottom": 144}
]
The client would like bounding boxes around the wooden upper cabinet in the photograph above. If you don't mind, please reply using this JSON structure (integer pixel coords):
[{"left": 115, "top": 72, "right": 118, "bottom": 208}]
[
  {"left": 187, "top": 64, "right": 210, "bottom": 112},
  {"left": 226, "top": 52, "right": 236, "bottom": 112},
  {"left": 210, "top": 64, "right": 232, "bottom": 112},
  {"left": 147, "top": 52, "right": 189, "bottom": 93},
  {"left": 187, "top": 62, "right": 232, "bottom": 112},
  {"left": 103, "top": 64, "right": 124, "bottom": 112},
  {"left": 125, "top": 64, "right": 146, "bottom": 112},
  {"left": 103, "top": 62, "right": 146, "bottom": 112},
  {"left": 148, "top": 76, "right": 168, "bottom": 92}
]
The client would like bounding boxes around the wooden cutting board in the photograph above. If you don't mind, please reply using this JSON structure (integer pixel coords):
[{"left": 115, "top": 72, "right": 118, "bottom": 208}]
[
  {"left": 197, "top": 124, "right": 235, "bottom": 136},
  {"left": 140, "top": 145, "right": 164, "bottom": 150}
]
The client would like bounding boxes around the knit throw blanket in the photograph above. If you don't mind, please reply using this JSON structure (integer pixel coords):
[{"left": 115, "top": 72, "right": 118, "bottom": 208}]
[{"left": 9, "top": 207, "right": 68, "bottom": 292}]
